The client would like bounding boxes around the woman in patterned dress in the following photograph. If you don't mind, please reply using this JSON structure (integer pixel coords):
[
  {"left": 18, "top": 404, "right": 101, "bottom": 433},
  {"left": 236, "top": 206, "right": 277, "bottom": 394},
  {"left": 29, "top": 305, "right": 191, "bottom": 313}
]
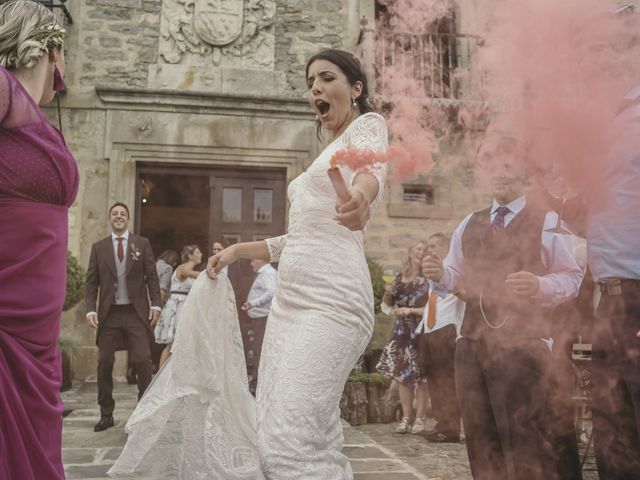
[
  {"left": 154, "top": 245, "right": 202, "bottom": 367},
  {"left": 377, "top": 240, "right": 430, "bottom": 434}
]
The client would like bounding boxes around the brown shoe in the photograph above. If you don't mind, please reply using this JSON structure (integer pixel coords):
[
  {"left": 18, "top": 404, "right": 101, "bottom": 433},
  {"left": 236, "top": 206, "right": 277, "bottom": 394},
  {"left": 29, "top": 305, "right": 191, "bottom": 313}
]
[{"left": 94, "top": 415, "right": 114, "bottom": 432}]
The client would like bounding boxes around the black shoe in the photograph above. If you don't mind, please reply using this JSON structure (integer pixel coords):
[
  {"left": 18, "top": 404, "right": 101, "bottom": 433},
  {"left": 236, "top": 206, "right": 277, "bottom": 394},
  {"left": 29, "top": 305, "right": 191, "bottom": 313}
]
[
  {"left": 424, "top": 431, "right": 459, "bottom": 443},
  {"left": 94, "top": 415, "right": 114, "bottom": 432}
]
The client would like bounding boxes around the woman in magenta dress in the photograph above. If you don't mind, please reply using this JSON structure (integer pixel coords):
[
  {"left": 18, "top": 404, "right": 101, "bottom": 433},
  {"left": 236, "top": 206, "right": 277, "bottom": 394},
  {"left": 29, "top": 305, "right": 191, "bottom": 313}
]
[{"left": 0, "top": 2, "right": 78, "bottom": 479}]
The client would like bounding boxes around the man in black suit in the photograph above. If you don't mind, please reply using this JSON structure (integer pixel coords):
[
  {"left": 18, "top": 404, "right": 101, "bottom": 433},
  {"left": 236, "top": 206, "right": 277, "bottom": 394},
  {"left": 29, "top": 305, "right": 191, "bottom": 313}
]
[{"left": 85, "top": 202, "right": 161, "bottom": 432}]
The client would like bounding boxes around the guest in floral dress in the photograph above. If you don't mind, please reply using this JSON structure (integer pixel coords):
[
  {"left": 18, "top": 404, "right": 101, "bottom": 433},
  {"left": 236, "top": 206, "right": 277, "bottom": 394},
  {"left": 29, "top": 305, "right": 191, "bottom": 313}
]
[
  {"left": 155, "top": 245, "right": 202, "bottom": 367},
  {"left": 155, "top": 249, "right": 179, "bottom": 305},
  {"left": 377, "top": 240, "right": 430, "bottom": 434}
]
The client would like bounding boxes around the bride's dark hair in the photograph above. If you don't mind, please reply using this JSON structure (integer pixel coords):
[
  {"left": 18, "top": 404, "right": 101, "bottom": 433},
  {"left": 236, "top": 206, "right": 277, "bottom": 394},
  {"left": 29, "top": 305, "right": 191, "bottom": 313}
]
[{"left": 305, "top": 49, "right": 376, "bottom": 137}]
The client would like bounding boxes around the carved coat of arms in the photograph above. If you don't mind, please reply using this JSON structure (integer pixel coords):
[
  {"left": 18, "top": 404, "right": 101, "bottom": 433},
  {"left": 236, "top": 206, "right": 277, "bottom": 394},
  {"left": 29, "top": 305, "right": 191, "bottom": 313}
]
[
  {"left": 194, "top": 0, "right": 244, "bottom": 46},
  {"left": 159, "top": 0, "right": 275, "bottom": 66}
]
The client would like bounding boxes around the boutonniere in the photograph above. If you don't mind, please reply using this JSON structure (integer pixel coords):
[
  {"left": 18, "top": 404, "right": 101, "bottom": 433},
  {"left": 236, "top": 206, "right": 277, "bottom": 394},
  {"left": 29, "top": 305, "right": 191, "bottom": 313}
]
[{"left": 130, "top": 242, "right": 142, "bottom": 261}]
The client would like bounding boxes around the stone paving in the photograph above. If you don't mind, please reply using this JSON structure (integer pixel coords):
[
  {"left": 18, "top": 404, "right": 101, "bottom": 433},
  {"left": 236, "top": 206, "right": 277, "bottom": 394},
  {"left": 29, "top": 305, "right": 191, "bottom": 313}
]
[{"left": 62, "top": 379, "right": 599, "bottom": 480}]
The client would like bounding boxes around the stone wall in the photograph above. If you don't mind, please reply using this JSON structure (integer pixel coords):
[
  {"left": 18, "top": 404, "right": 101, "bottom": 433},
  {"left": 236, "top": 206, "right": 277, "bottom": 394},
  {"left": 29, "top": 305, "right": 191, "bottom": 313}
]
[{"left": 49, "top": 0, "right": 490, "bottom": 378}]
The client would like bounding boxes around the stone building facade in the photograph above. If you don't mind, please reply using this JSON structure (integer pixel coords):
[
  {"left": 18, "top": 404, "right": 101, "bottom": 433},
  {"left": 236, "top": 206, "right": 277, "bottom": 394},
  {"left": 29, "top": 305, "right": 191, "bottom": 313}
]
[{"left": 46, "top": 0, "right": 493, "bottom": 378}]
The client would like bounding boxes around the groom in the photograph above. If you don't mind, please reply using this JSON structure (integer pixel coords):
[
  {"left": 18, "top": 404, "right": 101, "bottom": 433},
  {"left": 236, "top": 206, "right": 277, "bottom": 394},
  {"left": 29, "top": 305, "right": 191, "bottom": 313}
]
[{"left": 85, "top": 202, "right": 161, "bottom": 432}]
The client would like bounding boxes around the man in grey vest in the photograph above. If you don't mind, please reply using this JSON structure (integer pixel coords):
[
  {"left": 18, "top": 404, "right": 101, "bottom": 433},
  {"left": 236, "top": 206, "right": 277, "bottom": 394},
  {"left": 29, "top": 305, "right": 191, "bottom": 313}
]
[
  {"left": 423, "top": 135, "right": 583, "bottom": 479},
  {"left": 85, "top": 202, "right": 161, "bottom": 432}
]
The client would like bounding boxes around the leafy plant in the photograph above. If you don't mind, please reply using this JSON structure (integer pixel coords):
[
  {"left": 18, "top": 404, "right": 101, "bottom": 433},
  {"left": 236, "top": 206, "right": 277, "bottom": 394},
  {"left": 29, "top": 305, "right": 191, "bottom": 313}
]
[
  {"left": 64, "top": 250, "right": 85, "bottom": 311},
  {"left": 366, "top": 256, "right": 385, "bottom": 314},
  {"left": 57, "top": 332, "right": 81, "bottom": 364}
]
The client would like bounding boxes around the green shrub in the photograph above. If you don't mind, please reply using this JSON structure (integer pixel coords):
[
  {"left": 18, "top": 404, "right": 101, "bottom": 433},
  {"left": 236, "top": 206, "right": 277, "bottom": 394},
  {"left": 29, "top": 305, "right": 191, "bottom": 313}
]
[
  {"left": 64, "top": 251, "right": 85, "bottom": 311},
  {"left": 57, "top": 332, "right": 82, "bottom": 363},
  {"left": 366, "top": 311, "right": 395, "bottom": 354},
  {"left": 366, "top": 256, "right": 385, "bottom": 314}
]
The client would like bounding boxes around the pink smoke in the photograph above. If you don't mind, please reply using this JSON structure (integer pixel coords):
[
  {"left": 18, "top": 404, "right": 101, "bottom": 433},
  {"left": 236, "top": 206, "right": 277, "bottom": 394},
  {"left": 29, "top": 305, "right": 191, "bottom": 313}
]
[
  {"left": 330, "top": 142, "right": 433, "bottom": 181},
  {"left": 377, "top": 0, "right": 453, "bottom": 33},
  {"left": 373, "top": 3, "right": 449, "bottom": 180},
  {"left": 476, "top": 0, "right": 640, "bottom": 194}
]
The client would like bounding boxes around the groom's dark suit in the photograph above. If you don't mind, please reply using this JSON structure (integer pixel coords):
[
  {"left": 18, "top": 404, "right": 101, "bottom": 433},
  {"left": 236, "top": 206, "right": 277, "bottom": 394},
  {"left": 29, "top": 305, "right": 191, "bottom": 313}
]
[{"left": 85, "top": 232, "right": 161, "bottom": 417}]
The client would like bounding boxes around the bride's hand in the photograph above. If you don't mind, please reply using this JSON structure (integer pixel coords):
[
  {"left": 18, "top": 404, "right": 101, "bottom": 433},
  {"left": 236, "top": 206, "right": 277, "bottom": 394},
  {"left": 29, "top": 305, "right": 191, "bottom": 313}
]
[
  {"left": 334, "top": 186, "right": 370, "bottom": 231},
  {"left": 206, "top": 246, "right": 238, "bottom": 278}
]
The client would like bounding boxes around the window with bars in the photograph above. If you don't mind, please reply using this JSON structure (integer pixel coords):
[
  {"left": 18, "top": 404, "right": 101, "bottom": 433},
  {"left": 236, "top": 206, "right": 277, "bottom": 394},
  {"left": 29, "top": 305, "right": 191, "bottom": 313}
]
[
  {"left": 373, "top": 1, "right": 481, "bottom": 102},
  {"left": 403, "top": 184, "right": 434, "bottom": 205}
]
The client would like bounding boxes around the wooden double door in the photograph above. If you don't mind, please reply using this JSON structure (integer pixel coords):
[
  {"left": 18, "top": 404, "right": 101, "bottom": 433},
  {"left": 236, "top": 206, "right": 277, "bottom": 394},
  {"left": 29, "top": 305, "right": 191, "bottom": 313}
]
[{"left": 136, "top": 164, "right": 287, "bottom": 260}]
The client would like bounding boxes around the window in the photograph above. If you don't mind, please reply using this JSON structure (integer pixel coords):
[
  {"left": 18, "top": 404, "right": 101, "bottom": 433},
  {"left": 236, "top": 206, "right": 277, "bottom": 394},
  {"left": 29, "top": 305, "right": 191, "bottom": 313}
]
[
  {"left": 222, "top": 188, "right": 242, "bottom": 223},
  {"left": 254, "top": 189, "right": 273, "bottom": 223},
  {"left": 403, "top": 184, "right": 434, "bottom": 205}
]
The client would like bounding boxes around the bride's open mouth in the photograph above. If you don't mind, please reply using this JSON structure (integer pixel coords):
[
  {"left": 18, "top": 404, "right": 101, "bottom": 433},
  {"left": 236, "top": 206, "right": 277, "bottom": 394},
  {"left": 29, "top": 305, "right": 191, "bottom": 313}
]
[{"left": 315, "top": 99, "right": 331, "bottom": 120}]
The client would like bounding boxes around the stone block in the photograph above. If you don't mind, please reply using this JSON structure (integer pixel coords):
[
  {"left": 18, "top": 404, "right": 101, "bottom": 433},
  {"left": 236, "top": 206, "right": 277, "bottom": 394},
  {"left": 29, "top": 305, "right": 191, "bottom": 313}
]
[
  {"left": 99, "top": 37, "right": 122, "bottom": 48},
  {"left": 343, "top": 446, "right": 390, "bottom": 459},
  {"left": 62, "top": 448, "right": 97, "bottom": 465},
  {"left": 351, "top": 458, "right": 412, "bottom": 473},
  {"left": 221, "top": 69, "right": 287, "bottom": 96},
  {"left": 102, "top": 447, "right": 124, "bottom": 461},
  {"left": 62, "top": 422, "right": 127, "bottom": 449},
  {"left": 64, "top": 464, "right": 112, "bottom": 479},
  {"left": 147, "top": 64, "right": 222, "bottom": 92},
  {"left": 343, "top": 428, "right": 371, "bottom": 445},
  {"left": 87, "top": 6, "right": 133, "bottom": 21}
]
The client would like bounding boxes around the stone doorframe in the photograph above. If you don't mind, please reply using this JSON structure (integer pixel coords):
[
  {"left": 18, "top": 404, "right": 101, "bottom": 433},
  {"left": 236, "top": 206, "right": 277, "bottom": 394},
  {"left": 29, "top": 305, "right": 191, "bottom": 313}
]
[{"left": 95, "top": 87, "right": 319, "bottom": 229}]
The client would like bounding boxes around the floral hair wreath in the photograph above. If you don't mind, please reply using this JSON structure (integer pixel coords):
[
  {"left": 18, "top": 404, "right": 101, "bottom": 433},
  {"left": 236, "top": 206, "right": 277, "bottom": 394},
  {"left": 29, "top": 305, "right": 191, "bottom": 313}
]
[
  {"left": 2, "top": 21, "right": 65, "bottom": 69},
  {"left": 38, "top": 22, "right": 66, "bottom": 50}
]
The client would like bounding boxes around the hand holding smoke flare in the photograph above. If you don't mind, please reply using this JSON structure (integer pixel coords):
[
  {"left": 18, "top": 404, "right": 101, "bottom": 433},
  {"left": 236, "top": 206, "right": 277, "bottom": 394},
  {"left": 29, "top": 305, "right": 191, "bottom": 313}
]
[
  {"left": 327, "top": 140, "right": 435, "bottom": 202},
  {"left": 327, "top": 148, "right": 389, "bottom": 202}
]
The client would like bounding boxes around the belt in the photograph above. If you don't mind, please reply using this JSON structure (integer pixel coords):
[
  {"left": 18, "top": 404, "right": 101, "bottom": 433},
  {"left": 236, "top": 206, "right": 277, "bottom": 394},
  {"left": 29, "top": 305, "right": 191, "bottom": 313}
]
[
  {"left": 170, "top": 291, "right": 188, "bottom": 296},
  {"left": 598, "top": 278, "right": 640, "bottom": 296}
]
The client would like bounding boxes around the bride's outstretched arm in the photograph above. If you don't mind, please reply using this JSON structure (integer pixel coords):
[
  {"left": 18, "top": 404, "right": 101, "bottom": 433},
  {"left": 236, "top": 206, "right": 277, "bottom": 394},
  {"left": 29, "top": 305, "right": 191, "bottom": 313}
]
[
  {"left": 335, "top": 172, "right": 379, "bottom": 231},
  {"left": 206, "top": 240, "right": 272, "bottom": 277}
]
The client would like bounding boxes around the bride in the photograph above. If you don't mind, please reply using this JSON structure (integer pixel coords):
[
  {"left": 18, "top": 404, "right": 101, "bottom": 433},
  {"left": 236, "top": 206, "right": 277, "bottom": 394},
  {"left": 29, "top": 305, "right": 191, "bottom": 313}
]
[{"left": 108, "top": 49, "right": 388, "bottom": 479}]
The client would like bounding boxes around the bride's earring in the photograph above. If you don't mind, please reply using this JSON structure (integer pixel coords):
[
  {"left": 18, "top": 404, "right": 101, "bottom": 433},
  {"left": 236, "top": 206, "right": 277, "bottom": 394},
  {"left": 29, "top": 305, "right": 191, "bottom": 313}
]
[{"left": 352, "top": 98, "right": 357, "bottom": 108}]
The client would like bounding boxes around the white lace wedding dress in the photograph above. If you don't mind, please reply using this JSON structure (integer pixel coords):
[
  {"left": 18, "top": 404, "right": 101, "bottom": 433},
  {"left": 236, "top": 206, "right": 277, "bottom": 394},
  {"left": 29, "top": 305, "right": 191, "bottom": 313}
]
[{"left": 108, "top": 112, "right": 388, "bottom": 479}]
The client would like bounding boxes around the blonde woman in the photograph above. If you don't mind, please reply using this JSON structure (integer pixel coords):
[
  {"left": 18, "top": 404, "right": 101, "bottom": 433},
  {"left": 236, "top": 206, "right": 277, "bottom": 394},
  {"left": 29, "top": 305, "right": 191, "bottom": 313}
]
[
  {"left": 376, "top": 240, "right": 430, "bottom": 434},
  {"left": 0, "top": 2, "right": 78, "bottom": 479}
]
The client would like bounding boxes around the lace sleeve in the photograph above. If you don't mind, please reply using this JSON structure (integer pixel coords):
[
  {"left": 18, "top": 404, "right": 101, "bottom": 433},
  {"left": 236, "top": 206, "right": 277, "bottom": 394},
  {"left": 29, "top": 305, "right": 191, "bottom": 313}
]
[
  {"left": 0, "top": 68, "right": 11, "bottom": 126},
  {"left": 264, "top": 234, "right": 287, "bottom": 262},
  {"left": 342, "top": 112, "right": 389, "bottom": 216}
]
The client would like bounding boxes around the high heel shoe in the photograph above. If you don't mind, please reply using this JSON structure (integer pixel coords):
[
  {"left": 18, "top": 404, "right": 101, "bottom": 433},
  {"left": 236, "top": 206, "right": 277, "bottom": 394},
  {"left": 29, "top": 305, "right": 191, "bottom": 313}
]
[
  {"left": 394, "top": 416, "right": 412, "bottom": 434},
  {"left": 411, "top": 417, "right": 426, "bottom": 434}
]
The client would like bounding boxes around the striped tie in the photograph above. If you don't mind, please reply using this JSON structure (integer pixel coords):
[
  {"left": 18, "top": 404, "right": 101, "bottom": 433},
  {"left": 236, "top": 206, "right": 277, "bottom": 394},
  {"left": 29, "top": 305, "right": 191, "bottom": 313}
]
[{"left": 491, "top": 206, "right": 511, "bottom": 233}]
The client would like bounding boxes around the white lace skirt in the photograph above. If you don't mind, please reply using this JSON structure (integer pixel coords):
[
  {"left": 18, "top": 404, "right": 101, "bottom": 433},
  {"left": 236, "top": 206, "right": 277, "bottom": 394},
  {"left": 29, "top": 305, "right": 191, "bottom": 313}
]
[{"left": 108, "top": 273, "right": 264, "bottom": 479}]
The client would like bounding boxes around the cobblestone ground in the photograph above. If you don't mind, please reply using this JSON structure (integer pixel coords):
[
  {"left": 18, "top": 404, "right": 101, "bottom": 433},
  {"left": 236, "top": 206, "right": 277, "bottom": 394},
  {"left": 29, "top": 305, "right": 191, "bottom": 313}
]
[{"left": 62, "top": 380, "right": 599, "bottom": 480}]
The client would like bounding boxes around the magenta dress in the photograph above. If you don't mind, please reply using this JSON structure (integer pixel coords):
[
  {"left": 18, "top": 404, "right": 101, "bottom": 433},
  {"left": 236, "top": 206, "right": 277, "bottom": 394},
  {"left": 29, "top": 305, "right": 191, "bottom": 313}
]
[{"left": 0, "top": 67, "right": 79, "bottom": 480}]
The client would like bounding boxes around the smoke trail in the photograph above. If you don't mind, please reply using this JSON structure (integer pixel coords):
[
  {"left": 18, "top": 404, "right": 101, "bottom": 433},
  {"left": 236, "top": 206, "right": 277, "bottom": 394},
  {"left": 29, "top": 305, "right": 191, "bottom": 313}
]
[
  {"left": 370, "top": 0, "right": 463, "bottom": 180},
  {"left": 475, "top": 0, "right": 640, "bottom": 195},
  {"left": 378, "top": 0, "right": 453, "bottom": 33}
]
